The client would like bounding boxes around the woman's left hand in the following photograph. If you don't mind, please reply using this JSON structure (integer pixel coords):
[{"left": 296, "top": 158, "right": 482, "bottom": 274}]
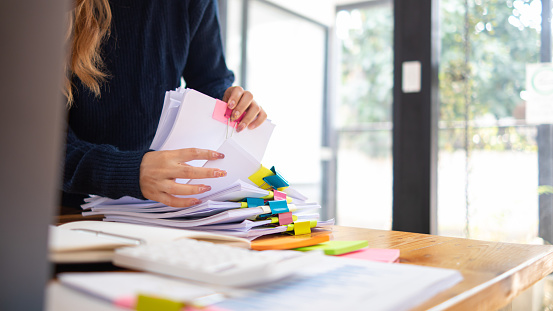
[{"left": 222, "top": 86, "right": 267, "bottom": 132}]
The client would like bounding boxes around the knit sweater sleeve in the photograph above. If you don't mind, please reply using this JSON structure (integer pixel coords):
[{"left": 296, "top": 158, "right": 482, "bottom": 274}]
[
  {"left": 183, "top": 0, "right": 234, "bottom": 100},
  {"left": 63, "top": 125, "right": 149, "bottom": 200}
]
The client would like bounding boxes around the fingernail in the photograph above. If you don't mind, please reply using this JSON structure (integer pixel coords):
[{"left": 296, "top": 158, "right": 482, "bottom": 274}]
[
  {"left": 212, "top": 152, "right": 225, "bottom": 159},
  {"left": 228, "top": 100, "right": 236, "bottom": 109},
  {"left": 199, "top": 186, "right": 211, "bottom": 193},
  {"left": 214, "top": 170, "right": 227, "bottom": 177},
  {"left": 234, "top": 111, "right": 241, "bottom": 119},
  {"left": 237, "top": 123, "right": 246, "bottom": 132}
]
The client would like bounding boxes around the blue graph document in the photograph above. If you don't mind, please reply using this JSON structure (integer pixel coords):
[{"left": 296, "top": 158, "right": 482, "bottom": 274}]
[{"left": 215, "top": 256, "right": 462, "bottom": 311}]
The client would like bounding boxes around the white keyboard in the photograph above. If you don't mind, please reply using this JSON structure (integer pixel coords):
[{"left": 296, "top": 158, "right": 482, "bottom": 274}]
[{"left": 112, "top": 239, "right": 322, "bottom": 287}]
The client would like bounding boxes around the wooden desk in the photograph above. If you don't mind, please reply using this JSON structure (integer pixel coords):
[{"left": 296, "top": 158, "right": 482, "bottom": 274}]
[
  {"left": 53, "top": 214, "right": 553, "bottom": 310},
  {"left": 328, "top": 226, "right": 553, "bottom": 311}
]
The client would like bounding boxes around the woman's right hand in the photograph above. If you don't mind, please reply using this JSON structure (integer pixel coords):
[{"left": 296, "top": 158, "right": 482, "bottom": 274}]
[{"left": 139, "top": 148, "right": 226, "bottom": 207}]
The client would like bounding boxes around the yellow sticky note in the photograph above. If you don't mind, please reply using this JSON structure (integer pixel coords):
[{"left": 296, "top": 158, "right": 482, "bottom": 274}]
[
  {"left": 240, "top": 202, "right": 248, "bottom": 208},
  {"left": 261, "top": 191, "right": 274, "bottom": 200},
  {"left": 294, "top": 221, "right": 311, "bottom": 235},
  {"left": 248, "top": 166, "right": 274, "bottom": 190},
  {"left": 136, "top": 294, "right": 184, "bottom": 311}
]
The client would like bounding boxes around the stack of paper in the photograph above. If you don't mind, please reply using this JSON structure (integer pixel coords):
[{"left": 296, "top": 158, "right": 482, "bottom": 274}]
[{"left": 83, "top": 88, "right": 333, "bottom": 240}]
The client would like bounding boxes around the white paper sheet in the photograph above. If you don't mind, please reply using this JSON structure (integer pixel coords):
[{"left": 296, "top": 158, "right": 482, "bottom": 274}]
[{"left": 215, "top": 256, "right": 463, "bottom": 311}]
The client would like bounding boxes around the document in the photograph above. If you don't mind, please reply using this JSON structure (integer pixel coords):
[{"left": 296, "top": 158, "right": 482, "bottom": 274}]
[
  {"left": 214, "top": 256, "right": 463, "bottom": 311},
  {"left": 151, "top": 88, "right": 275, "bottom": 167},
  {"left": 58, "top": 272, "right": 223, "bottom": 308},
  {"left": 50, "top": 221, "right": 251, "bottom": 263},
  {"left": 78, "top": 88, "right": 328, "bottom": 242}
]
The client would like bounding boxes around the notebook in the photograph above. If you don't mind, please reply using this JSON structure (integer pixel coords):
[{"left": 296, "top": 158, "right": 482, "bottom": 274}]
[{"left": 49, "top": 221, "right": 251, "bottom": 263}]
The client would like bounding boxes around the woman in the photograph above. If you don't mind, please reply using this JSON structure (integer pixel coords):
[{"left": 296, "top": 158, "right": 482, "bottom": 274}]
[{"left": 63, "top": 0, "right": 266, "bottom": 208}]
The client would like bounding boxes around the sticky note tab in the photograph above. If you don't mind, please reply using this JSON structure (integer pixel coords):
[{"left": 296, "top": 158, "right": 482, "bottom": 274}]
[
  {"left": 225, "top": 107, "right": 244, "bottom": 124},
  {"left": 268, "top": 200, "right": 289, "bottom": 214},
  {"left": 136, "top": 294, "right": 184, "bottom": 311},
  {"left": 246, "top": 197, "right": 265, "bottom": 208},
  {"left": 260, "top": 205, "right": 271, "bottom": 214},
  {"left": 278, "top": 212, "right": 294, "bottom": 225},
  {"left": 293, "top": 221, "right": 311, "bottom": 235},
  {"left": 338, "top": 248, "right": 400, "bottom": 263},
  {"left": 224, "top": 106, "right": 233, "bottom": 119},
  {"left": 294, "top": 240, "right": 369, "bottom": 256},
  {"left": 212, "top": 100, "right": 239, "bottom": 128},
  {"left": 261, "top": 191, "right": 274, "bottom": 200},
  {"left": 249, "top": 166, "right": 275, "bottom": 190},
  {"left": 114, "top": 296, "right": 136, "bottom": 309},
  {"left": 274, "top": 190, "right": 287, "bottom": 201},
  {"left": 287, "top": 204, "right": 297, "bottom": 212},
  {"left": 263, "top": 174, "right": 289, "bottom": 189},
  {"left": 240, "top": 202, "right": 248, "bottom": 208}
]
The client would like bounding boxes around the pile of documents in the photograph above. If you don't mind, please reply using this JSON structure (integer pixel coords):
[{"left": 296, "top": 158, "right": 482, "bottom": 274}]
[{"left": 81, "top": 88, "right": 333, "bottom": 240}]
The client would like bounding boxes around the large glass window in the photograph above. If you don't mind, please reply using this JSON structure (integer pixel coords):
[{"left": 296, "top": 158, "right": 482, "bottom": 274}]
[
  {"left": 225, "top": 0, "right": 328, "bottom": 208},
  {"left": 438, "top": 0, "right": 543, "bottom": 243},
  {"left": 335, "top": 2, "right": 394, "bottom": 229}
]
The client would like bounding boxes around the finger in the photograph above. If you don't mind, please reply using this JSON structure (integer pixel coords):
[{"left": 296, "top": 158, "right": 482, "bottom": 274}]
[
  {"left": 156, "top": 192, "right": 203, "bottom": 208},
  {"left": 171, "top": 148, "right": 225, "bottom": 163},
  {"left": 164, "top": 181, "right": 213, "bottom": 196},
  {"left": 224, "top": 86, "right": 244, "bottom": 110},
  {"left": 171, "top": 164, "right": 227, "bottom": 180},
  {"left": 236, "top": 103, "right": 261, "bottom": 132},
  {"left": 230, "top": 91, "right": 254, "bottom": 122},
  {"left": 247, "top": 108, "right": 267, "bottom": 130}
]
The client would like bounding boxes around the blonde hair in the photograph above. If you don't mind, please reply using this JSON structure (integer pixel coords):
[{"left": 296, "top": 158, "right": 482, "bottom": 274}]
[{"left": 65, "top": 0, "right": 112, "bottom": 106}]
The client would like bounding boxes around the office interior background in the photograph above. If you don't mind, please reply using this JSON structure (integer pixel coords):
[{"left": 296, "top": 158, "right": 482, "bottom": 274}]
[
  {"left": 216, "top": 0, "right": 552, "bottom": 242},
  {"left": 217, "top": 0, "right": 553, "bottom": 307}
]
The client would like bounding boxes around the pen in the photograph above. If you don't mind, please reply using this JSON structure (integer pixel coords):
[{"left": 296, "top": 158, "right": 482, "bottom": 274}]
[{"left": 71, "top": 228, "right": 145, "bottom": 245}]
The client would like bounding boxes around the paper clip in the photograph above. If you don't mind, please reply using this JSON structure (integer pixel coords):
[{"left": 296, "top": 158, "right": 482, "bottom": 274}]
[
  {"left": 268, "top": 200, "right": 289, "bottom": 214},
  {"left": 278, "top": 212, "right": 294, "bottom": 225},
  {"left": 246, "top": 197, "right": 265, "bottom": 208},
  {"left": 263, "top": 166, "right": 289, "bottom": 189},
  {"left": 249, "top": 166, "right": 275, "bottom": 190},
  {"left": 273, "top": 190, "right": 287, "bottom": 201},
  {"left": 286, "top": 220, "right": 316, "bottom": 235}
]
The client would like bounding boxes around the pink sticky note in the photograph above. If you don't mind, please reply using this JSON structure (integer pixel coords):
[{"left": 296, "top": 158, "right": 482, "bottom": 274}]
[
  {"left": 226, "top": 107, "right": 245, "bottom": 124},
  {"left": 338, "top": 248, "right": 400, "bottom": 263},
  {"left": 113, "top": 296, "right": 136, "bottom": 309},
  {"left": 274, "top": 190, "right": 287, "bottom": 201},
  {"left": 212, "top": 100, "right": 239, "bottom": 127},
  {"left": 278, "top": 212, "right": 294, "bottom": 225}
]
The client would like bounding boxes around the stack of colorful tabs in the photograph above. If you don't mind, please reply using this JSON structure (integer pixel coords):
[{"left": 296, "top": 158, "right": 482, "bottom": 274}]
[
  {"left": 80, "top": 87, "right": 333, "bottom": 240},
  {"left": 81, "top": 167, "right": 333, "bottom": 240}
]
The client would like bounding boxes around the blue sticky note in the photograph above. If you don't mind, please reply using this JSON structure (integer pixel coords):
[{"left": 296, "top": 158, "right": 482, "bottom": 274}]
[
  {"left": 246, "top": 197, "right": 265, "bottom": 208},
  {"left": 268, "top": 200, "right": 289, "bottom": 214},
  {"left": 262, "top": 167, "right": 290, "bottom": 189}
]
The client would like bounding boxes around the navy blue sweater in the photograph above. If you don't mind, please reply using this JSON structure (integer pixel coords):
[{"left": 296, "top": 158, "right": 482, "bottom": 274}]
[{"left": 63, "top": 0, "right": 234, "bottom": 207}]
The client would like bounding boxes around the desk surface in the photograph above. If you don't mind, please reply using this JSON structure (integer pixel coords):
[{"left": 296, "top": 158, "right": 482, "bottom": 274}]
[
  {"left": 325, "top": 226, "right": 553, "bottom": 310},
  {"left": 54, "top": 214, "right": 553, "bottom": 310}
]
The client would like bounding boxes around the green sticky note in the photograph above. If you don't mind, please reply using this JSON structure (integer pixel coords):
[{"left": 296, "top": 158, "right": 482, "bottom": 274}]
[
  {"left": 136, "top": 294, "right": 184, "bottom": 311},
  {"left": 294, "top": 240, "right": 369, "bottom": 256}
]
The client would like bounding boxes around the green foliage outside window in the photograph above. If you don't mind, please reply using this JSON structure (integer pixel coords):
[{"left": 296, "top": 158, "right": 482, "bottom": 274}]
[{"left": 338, "top": 0, "right": 543, "bottom": 155}]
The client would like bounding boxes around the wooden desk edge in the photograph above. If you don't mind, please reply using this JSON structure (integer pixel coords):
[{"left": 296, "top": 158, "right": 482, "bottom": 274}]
[
  {"left": 427, "top": 249, "right": 553, "bottom": 311},
  {"left": 51, "top": 220, "right": 553, "bottom": 310}
]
